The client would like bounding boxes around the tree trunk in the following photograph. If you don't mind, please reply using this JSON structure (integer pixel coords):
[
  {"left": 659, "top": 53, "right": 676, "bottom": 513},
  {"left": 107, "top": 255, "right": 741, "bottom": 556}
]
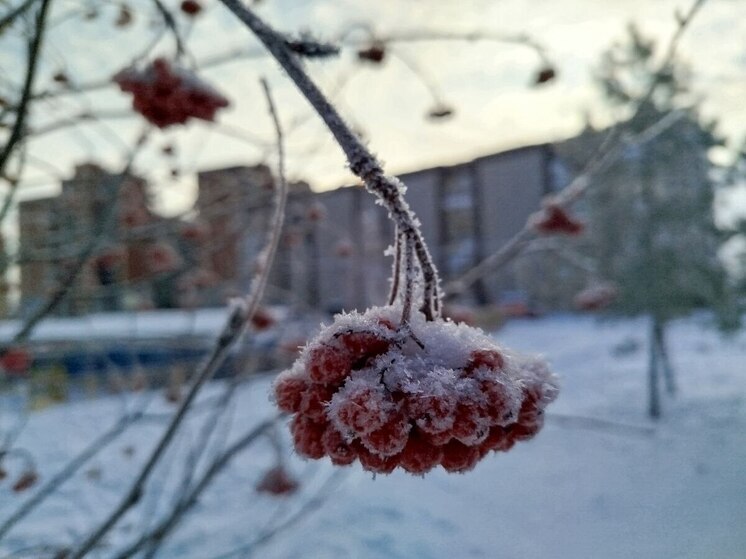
[
  {"left": 655, "top": 319, "right": 676, "bottom": 396},
  {"left": 648, "top": 317, "right": 661, "bottom": 419}
]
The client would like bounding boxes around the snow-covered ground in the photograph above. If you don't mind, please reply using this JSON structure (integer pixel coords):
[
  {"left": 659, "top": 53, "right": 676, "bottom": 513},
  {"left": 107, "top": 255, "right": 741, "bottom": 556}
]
[{"left": 1, "top": 314, "right": 745, "bottom": 558}]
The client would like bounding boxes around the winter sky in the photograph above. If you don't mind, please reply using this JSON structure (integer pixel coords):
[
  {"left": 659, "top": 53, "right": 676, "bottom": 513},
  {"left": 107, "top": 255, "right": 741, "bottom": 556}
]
[{"left": 4, "top": 0, "right": 746, "bottom": 216}]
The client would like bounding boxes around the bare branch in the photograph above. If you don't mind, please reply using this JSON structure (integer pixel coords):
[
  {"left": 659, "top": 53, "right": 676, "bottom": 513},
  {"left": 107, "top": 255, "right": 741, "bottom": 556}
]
[
  {"left": 0, "top": 0, "right": 52, "bottom": 182},
  {"left": 67, "top": 74, "right": 291, "bottom": 559},
  {"left": 217, "top": 0, "right": 442, "bottom": 319}
]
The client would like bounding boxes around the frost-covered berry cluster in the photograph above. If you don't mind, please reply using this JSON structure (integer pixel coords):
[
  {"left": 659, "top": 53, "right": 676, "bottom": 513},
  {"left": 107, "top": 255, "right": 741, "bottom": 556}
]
[
  {"left": 113, "top": 58, "right": 229, "bottom": 128},
  {"left": 273, "top": 306, "right": 559, "bottom": 475}
]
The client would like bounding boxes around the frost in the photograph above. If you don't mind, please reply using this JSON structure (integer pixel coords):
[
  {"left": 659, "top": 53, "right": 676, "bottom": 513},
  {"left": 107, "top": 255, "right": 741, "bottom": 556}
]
[{"left": 272, "top": 305, "right": 559, "bottom": 475}]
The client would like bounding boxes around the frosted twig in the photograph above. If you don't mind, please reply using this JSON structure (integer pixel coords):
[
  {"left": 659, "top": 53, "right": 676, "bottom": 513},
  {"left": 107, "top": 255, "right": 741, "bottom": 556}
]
[
  {"left": 67, "top": 78, "right": 290, "bottom": 559},
  {"left": 445, "top": 0, "right": 706, "bottom": 296},
  {"left": 217, "top": 0, "right": 442, "bottom": 319},
  {"left": 108, "top": 416, "right": 282, "bottom": 559},
  {"left": 387, "top": 228, "right": 402, "bottom": 305},
  {"left": 208, "top": 469, "right": 347, "bottom": 559},
  {"left": 446, "top": 106, "right": 687, "bottom": 297},
  {"left": 0, "top": 0, "right": 51, "bottom": 187},
  {"left": 0, "top": 411, "right": 145, "bottom": 540}
]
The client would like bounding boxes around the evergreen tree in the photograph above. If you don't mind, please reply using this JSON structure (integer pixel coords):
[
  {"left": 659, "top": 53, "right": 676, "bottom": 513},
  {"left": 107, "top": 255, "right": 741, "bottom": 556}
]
[{"left": 588, "top": 24, "right": 741, "bottom": 418}]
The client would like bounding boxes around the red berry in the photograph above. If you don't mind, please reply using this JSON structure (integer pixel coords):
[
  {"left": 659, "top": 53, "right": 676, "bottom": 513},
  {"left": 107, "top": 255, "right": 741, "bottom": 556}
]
[
  {"left": 12, "top": 471, "right": 39, "bottom": 493},
  {"left": 357, "top": 43, "right": 386, "bottom": 64},
  {"left": 180, "top": 0, "right": 202, "bottom": 15},
  {"left": 1, "top": 348, "right": 31, "bottom": 376},
  {"left": 256, "top": 465, "right": 299, "bottom": 496},
  {"left": 451, "top": 402, "right": 490, "bottom": 446},
  {"left": 291, "top": 416, "right": 327, "bottom": 459},
  {"left": 321, "top": 427, "right": 357, "bottom": 466},
  {"left": 251, "top": 307, "right": 275, "bottom": 330},
  {"left": 360, "top": 412, "right": 410, "bottom": 457},
  {"left": 299, "top": 383, "right": 335, "bottom": 422},
  {"left": 406, "top": 392, "right": 456, "bottom": 437},
  {"left": 480, "top": 379, "right": 520, "bottom": 426},
  {"left": 534, "top": 66, "right": 557, "bottom": 85},
  {"left": 338, "top": 331, "right": 390, "bottom": 364},
  {"left": 330, "top": 382, "right": 392, "bottom": 436},
  {"left": 355, "top": 442, "right": 397, "bottom": 474},
  {"left": 273, "top": 372, "right": 307, "bottom": 413},
  {"left": 478, "top": 426, "right": 515, "bottom": 455},
  {"left": 307, "top": 345, "right": 352, "bottom": 385},
  {"left": 440, "top": 440, "right": 480, "bottom": 473},
  {"left": 398, "top": 432, "right": 443, "bottom": 474},
  {"left": 534, "top": 205, "right": 584, "bottom": 236}
]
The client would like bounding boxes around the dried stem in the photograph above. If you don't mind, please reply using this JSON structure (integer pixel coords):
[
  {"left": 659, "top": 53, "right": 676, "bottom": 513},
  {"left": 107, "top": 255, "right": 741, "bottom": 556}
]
[
  {"left": 400, "top": 234, "right": 415, "bottom": 325},
  {"left": 387, "top": 227, "right": 402, "bottom": 306},
  {"left": 218, "top": 0, "right": 442, "bottom": 319}
]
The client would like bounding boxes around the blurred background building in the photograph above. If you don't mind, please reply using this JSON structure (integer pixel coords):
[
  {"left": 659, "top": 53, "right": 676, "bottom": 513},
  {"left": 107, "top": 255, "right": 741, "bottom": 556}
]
[{"left": 14, "top": 142, "right": 568, "bottom": 317}]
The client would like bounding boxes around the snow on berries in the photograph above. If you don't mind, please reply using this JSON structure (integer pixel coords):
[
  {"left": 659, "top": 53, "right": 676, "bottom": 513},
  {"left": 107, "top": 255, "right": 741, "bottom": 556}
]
[
  {"left": 273, "top": 306, "right": 559, "bottom": 475},
  {"left": 113, "top": 58, "right": 229, "bottom": 128}
]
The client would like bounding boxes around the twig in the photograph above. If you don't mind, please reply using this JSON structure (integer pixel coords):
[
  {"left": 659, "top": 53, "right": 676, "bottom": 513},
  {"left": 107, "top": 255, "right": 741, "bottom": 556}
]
[
  {"left": 209, "top": 469, "right": 347, "bottom": 559},
  {"left": 0, "top": 0, "right": 52, "bottom": 182},
  {"left": 67, "top": 77, "right": 290, "bottom": 559},
  {"left": 0, "top": 412, "right": 145, "bottom": 540},
  {"left": 108, "top": 416, "right": 282, "bottom": 559},
  {"left": 151, "top": 0, "right": 186, "bottom": 57},
  {"left": 2, "top": 132, "right": 150, "bottom": 353},
  {"left": 0, "top": 0, "right": 39, "bottom": 32},
  {"left": 444, "top": 0, "right": 707, "bottom": 296},
  {"left": 547, "top": 412, "right": 656, "bottom": 437},
  {"left": 218, "top": 0, "right": 442, "bottom": 319},
  {"left": 445, "top": 106, "right": 687, "bottom": 297}
]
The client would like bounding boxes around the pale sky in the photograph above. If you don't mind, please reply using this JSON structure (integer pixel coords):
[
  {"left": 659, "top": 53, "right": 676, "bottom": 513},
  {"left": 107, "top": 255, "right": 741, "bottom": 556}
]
[{"left": 3, "top": 0, "right": 745, "bottom": 217}]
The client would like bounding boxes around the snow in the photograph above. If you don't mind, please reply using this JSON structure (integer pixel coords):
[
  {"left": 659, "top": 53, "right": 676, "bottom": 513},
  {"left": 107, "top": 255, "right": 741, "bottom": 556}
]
[{"left": 1, "top": 314, "right": 745, "bottom": 558}]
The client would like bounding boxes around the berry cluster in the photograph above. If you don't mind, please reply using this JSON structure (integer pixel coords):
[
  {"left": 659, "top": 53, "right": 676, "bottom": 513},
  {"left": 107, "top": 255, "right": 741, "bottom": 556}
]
[
  {"left": 273, "top": 307, "right": 558, "bottom": 475},
  {"left": 113, "top": 58, "right": 229, "bottom": 128}
]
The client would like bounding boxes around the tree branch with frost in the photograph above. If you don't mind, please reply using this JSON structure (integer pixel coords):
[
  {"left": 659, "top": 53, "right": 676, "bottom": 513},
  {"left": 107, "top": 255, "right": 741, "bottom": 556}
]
[
  {"left": 0, "top": 0, "right": 51, "bottom": 188},
  {"left": 446, "top": 0, "right": 707, "bottom": 296},
  {"left": 67, "top": 75, "right": 290, "bottom": 559},
  {"left": 108, "top": 415, "right": 283, "bottom": 559},
  {"left": 0, "top": 130, "right": 150, "bottom": 356},
  {"left": 217, "top": 0, "right": 441, "bottom": 321}
]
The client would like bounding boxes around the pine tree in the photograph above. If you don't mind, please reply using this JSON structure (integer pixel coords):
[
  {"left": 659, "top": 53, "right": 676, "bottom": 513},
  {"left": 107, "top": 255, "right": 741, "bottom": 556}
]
[{"left": 588, "top": 24, "right": 740, "bottom": 418}]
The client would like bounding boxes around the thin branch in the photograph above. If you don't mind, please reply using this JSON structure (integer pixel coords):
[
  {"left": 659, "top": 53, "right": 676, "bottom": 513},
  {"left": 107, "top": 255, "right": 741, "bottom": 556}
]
[
  {"left": 387, "top": 227, "right": 402, "bottom": 305},
  {"left": 209, "top": 469, "right": 346, "bottom": 559},
  {"left": 0, "top": 412, "right": 145, "bottom": 540},
  {"left": 217, "top": 0, "right": 442, "bottom": 319},
  {"left": 0, "top": 0, "right": 52, "bottom": 182},
  {"left": 3, "top": 133, "right": 150, "bottom": 352},
  {"left": 0, "top": 0, "right": 39, "bottom": 32},
  {"left": 446, "top": 106, "right": 688, "bottom": 297},
  {"left": 151, "top": 0, "right": 186, "bottom": 57},
  {"left": 67, "top": 77, "right": 290, "bottom": 559},
  {"left": 443, "top": 0, "right": 707, "bottom": 297},
  {"left": 108, "top": 416, "right": 282, "bottom": 559}
]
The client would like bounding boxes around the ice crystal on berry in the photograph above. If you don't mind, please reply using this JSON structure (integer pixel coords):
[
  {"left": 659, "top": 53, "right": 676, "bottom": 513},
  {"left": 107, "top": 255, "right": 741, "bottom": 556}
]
[
  {"left": 272, "top": 306, "right": 559, "bottom": 475},
  {"left": 113, "top": 58, "right": 229, "bottom": 128}
]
